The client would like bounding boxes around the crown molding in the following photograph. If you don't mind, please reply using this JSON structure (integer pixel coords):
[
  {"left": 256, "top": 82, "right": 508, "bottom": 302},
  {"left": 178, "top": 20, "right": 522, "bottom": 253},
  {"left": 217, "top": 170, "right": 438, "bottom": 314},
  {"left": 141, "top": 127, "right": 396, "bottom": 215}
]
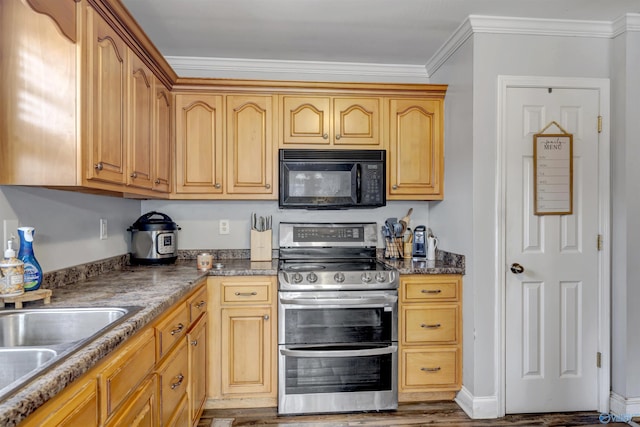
[
  {"left": 166, "top": 56, "right": 429, "bottom": 82},
  {"left": 612, "top": 13, "right": 640, "bottom": 37},
  {"left": 426, "top": 14, "right": 627, "bottom": 76}
]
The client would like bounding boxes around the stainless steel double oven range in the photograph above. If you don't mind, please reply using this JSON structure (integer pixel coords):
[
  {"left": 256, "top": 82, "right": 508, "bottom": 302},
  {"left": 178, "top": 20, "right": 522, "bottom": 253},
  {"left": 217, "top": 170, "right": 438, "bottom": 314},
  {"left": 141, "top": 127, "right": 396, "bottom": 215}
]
[{"left": 277, "top": 222, "right": 399, "bottom": 415}]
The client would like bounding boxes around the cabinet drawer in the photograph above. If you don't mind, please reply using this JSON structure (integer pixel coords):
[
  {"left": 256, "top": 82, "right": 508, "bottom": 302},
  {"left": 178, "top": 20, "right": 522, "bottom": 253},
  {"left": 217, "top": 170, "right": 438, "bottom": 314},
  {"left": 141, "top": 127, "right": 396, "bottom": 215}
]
[
  {"left": 222, "top": 282, "right": 271, "bottom": 304},
  {"left": 402, "top": 277, "right": 459, "bottom": 302},
  {"left": 156, "top": 304, "right": 189, "bottom": 360},
  {"left": 401, "top": 348, "right": 459, "bottom": 389},
  {"left": 100, "top": 328, "right": 155, "bottom": 420},
  {"left": 188, "top": 285, "right": 208, "bottom": 324},
  {"left": 403, "top": 305, "right": 458, "bottom": 344},
  {"left": 158, "top": 340, "right": 189, "bottom": 425}
]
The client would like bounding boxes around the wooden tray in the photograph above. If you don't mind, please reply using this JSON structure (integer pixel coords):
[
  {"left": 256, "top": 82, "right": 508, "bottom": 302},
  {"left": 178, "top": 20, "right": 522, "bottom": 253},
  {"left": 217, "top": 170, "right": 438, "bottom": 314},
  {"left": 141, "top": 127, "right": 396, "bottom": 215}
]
[{"left": 0, "top": 289, "right": 52, "bottom": 308}]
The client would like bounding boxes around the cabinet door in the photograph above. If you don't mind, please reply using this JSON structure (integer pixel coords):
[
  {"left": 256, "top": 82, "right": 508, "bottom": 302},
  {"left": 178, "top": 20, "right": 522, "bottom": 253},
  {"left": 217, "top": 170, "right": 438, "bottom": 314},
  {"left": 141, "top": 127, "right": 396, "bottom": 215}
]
[
  {"left": 220, "top": 306, "right": 274, "bottom": 395},
  {"left": 21, "top": 378, "right": 98, "bottom": 426},
  {"left": 226, "top": 95, "right": 275, "bottom": 195},
  {"left": 106, "top": 375, "right": 158, "bottom": 427},
  {"left": 153, "top": 85, "right": 172, "bottom": 193},
  {"left": 175, "top": 93, "right": 224, "bottom": 194},
  {"left": 281, "top": 96, "right": 331, "bottom": 145},
  {"left": 388, "top": 98, "right": 443, "bottom": 199},
  {"left": 333, "top": 97, "right": 382, "bottom": 147},
  {"left": 85, "top": 8, "right": 127, "bottom": 185},
  {"left": 188, "top": 315, "right": 208, "bottom": 425},
  {"left": 127, "top": 53, "right": 154, "bottom": 189}
]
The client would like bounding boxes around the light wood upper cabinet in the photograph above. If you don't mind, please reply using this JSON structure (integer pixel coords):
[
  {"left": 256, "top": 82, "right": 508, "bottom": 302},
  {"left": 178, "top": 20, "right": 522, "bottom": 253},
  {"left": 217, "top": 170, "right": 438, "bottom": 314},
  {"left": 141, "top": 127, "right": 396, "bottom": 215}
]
[
  {"left": 84, "top": 6, "right": 128, "bottom": 186},
  {"left": 387, "top": 98, "right": 444, "bottom": 200},
  {"left": 174, "top": 93, "right": 224, "bottom": 195},
  {"left": 281, "top": 96, "right": 382, "bottom": 148},
  {"left": 127, "top": 53, "right": 154, "bottom": 190},
  {"left": 226, "top": 95, "right": 275, "bottom": 195},
  {"left": 153, "top": 86, "right": 173, "bottom": 193}
]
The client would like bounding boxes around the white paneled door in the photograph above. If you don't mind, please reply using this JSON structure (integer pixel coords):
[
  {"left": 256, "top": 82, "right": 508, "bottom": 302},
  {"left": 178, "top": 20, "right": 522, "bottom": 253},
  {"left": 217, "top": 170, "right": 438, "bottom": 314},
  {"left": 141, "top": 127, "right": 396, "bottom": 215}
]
[{"left": 505, "top": 87, "right": 600, "bottom": 413}]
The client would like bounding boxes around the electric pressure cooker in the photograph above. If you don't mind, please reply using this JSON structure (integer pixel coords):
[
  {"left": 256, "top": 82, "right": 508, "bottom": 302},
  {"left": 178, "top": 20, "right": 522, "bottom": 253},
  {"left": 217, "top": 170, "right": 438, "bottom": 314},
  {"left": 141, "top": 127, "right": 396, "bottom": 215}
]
[{"left": 128, "top": 211, "right": 180, "bottom": 265}]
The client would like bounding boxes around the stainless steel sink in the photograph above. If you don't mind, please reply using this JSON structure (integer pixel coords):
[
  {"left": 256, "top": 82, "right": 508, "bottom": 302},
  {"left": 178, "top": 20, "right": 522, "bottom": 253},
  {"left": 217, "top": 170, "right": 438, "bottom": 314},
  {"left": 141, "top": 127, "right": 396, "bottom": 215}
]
[
  {"left": 0, "top": 306, "right": 142, "bottom": 401},
  {"left": 0, "top": 348, "right": 57, "bottom": 392},
  {"left": 0, "top": 307, "right": 130, "bottom": 346}
]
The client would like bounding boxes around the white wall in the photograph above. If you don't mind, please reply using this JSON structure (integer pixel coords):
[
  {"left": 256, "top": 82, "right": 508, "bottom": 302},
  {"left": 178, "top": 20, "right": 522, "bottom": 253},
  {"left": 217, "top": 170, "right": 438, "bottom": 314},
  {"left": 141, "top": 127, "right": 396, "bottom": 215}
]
[
  {"left": 610, "top": 19, "right": 640, "bottom": 400},
  {"left": 428, "top": 39, "right": 476, "bottom": 393},
  {"left": 141, "top": 199, "right": 427, "bottom": 250},
  {"left": 0, "top": 186, "right": 141, "bottom": 272}
]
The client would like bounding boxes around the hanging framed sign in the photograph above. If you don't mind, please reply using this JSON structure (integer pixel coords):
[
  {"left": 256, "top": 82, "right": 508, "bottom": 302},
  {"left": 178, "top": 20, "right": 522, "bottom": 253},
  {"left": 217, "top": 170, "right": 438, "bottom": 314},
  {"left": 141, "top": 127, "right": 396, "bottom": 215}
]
[{"left": 533, "top": 121, "right": 573, "bottom": 215}]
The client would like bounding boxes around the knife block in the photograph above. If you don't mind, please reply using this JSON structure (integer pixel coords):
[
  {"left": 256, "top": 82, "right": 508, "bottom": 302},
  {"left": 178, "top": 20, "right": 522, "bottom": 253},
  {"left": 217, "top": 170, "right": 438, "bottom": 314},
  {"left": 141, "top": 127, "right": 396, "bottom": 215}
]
[{"left": 250, "top": 229, "right": 272, "bottom": 261}]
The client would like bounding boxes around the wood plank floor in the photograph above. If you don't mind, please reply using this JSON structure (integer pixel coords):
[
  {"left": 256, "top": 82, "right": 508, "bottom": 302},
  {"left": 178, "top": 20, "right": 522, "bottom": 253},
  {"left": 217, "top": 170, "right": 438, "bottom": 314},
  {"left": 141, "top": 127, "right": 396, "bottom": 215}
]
[{"left": 198, "top": 401, "right": 628, "bottom": 426}]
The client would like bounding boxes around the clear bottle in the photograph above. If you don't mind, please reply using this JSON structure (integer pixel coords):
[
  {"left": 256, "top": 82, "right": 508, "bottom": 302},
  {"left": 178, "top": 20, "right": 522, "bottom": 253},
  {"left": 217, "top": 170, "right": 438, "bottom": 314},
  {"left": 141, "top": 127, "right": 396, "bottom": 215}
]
[
  {"left": 17, "top": 227, "right": 42, "bottom": 291},
  {"left": 0, "top": 238, "right": 25, "bottom": 296}
]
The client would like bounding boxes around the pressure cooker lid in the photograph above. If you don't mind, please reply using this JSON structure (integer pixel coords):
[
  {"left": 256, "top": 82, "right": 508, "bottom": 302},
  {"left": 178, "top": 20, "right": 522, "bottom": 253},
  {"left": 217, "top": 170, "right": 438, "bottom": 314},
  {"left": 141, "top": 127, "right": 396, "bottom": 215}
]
[{"left": 129, "top": 211, "right": 179, "bottom": 232}]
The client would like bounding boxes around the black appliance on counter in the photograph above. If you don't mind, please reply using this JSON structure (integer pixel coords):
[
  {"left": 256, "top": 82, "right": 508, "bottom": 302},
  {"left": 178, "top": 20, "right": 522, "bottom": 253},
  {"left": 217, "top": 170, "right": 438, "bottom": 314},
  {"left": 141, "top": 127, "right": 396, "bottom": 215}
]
[
  {"left": 278, "top": 149, "right": 386, "bottom": 209},
  {"left": 277, "top": 222, "right": 399, "bottom": 415},
  {"left": 128, "top": 211, "right": 180, "bottom": 265}
]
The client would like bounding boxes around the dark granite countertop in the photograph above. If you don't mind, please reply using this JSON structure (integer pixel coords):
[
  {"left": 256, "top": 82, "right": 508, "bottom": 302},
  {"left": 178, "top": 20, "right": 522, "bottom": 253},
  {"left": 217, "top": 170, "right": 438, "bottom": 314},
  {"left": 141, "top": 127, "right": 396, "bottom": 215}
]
[{"left": 0, "top": 251, "right": 462, "bottom": 425}]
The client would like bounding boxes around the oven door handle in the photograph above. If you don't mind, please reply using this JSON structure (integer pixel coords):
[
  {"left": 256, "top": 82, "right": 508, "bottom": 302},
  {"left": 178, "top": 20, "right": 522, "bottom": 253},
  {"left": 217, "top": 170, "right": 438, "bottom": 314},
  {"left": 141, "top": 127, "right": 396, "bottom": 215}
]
[
  {"left": 279, "top": 296, "right": 397, "bottom": 306},
  {"left": 280, "top": 345, "right": 397, "bottom": 358}
]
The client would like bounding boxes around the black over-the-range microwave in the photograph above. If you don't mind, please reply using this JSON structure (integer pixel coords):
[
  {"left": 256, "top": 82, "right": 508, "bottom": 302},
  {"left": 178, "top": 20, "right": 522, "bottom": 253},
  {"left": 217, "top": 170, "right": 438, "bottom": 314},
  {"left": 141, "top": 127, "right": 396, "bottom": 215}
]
[{"left": 278, "top": 149, "right": 386, "bottom": 209}]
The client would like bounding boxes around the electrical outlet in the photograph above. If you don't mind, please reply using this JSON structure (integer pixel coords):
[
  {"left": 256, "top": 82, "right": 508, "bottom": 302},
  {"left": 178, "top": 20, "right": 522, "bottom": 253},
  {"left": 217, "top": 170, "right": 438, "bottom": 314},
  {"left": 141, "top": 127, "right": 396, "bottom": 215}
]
[
  {"left": 219, "top": 219, "right": 230, "bottom": 235},
  {"left": 3, "top": 220, "right": 19, "bottom": 248},
  {"left": 100, "top": 218, "right": 108, "bottom": 240}
]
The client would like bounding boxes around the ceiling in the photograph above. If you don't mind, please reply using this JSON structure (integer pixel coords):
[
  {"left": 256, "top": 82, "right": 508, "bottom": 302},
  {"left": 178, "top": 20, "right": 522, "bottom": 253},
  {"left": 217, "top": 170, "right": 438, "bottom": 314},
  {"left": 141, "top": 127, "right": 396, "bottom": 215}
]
[{"left": 121, "top": 0, "right": 640, "bottom": 69}]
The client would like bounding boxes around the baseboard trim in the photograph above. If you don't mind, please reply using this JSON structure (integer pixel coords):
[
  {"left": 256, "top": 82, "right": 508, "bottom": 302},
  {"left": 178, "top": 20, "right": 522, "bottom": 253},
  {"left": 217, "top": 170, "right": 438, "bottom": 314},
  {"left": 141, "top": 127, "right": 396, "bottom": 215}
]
[
  {"left": 609, "top": 392, "right": 640, "bottom": 418},
  {"left": 455, "top": 386, "right": 499, "bottom": 419}
]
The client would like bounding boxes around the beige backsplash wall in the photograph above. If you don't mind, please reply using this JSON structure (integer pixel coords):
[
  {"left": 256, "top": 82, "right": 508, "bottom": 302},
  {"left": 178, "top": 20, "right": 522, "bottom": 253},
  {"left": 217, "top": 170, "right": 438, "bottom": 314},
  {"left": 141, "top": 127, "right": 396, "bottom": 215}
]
[{"left": 142, "top": 199, "right": 428, "bottom": 250}]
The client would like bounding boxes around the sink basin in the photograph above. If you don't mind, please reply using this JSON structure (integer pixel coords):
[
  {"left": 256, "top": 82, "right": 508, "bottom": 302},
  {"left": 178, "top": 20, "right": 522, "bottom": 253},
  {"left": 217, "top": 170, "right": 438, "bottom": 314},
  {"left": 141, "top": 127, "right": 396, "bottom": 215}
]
[
  {"left": 0, "top": 306, "right": 142, "bottom": 401},
  {"left": 0, "top": 348, "right": 57, "bottom": 392},
  {"left": 0, "top": 307, "right": 130, "bottom": 346}
]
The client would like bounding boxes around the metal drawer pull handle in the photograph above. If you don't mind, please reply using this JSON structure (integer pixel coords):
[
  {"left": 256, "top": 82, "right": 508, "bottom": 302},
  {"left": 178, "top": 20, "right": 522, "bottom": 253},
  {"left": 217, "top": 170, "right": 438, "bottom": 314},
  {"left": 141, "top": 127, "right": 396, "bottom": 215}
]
[
  {"left": 421, "top": 367, "right": 441, "bottom": 372},
  {"left": 170, "top": 323, "right": 184, "bottom": 335},
  {"left": 170, "top": 374, "right": 184, "bottom": 389},
  {"left": 235, "top": 291, "right": 257, "bottom": 296},
  {"left": 195, "top": 300, "right": 206, "bottom": 309},
  {"left": 191, "top": 339, "right": 198, "bottom": 346},
  {"left": 421, "top": 289, "right": 442, "bottom": 294},
  {"left": 421, "top": 323, "right": 441, "bottom": 329}
]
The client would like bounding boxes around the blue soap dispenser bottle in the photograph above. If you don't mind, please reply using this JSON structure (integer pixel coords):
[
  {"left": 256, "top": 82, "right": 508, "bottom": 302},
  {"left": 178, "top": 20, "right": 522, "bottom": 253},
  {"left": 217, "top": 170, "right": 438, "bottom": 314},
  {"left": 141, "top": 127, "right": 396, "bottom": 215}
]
[{"left": 17, "top": 227, "right": 43, "bottom": 291}]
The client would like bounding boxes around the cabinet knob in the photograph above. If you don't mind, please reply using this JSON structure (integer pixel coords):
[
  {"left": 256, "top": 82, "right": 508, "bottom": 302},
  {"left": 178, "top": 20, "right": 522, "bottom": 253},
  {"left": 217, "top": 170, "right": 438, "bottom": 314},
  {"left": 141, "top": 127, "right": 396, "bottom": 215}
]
[
  {"left": 335, "top": 134, "right": 341, "bottom": 140},
  {"left": 191, "top": 339, "right": 198, "bottom": 346},
  {"left": 263, "top": 314, "right": 270, "bottom": 320},
  {"left": 392, "top": 184, "right": 398, "bottom": 190},
  {"left": 94, "top": 162, "right": 104, "bottom": 171},
  {"left": 265, "top": 183, "right": 271, "bottom": 189},
  {"left": 130, "top": 172, "right": 137, "bottom": 178},
  {"left": 155, "top": 179, "right": 161, "bottom": 184},
  {"left": 215, "top": 183, "right": 221, "bottom": 189},
  {"left": 195, "top": 300, "right": 206, "bottom": 309},
  {"left": 322, "top": 133, "right": 329, "bottom": 139}
]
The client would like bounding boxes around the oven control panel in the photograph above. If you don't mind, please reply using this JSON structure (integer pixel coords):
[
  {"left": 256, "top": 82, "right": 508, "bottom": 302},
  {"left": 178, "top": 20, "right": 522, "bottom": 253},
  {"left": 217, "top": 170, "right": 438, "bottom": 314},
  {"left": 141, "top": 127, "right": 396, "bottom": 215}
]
[{"left": 279, "top": 222, "right": 378, "bottom": 248}]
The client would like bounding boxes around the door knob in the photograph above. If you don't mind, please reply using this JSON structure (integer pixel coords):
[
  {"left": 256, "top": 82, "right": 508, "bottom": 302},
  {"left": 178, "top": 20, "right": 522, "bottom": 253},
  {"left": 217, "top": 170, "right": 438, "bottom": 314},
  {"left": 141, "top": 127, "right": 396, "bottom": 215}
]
[{"left": 510, "top": 263, "right": 525, "bottom": 274}]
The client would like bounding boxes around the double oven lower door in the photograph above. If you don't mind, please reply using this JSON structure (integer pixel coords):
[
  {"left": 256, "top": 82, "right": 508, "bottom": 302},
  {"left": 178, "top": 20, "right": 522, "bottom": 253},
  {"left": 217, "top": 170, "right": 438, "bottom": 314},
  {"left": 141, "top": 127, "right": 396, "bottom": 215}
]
[{"left": 278, "top": 290, "right": 398, "bottom": 415}]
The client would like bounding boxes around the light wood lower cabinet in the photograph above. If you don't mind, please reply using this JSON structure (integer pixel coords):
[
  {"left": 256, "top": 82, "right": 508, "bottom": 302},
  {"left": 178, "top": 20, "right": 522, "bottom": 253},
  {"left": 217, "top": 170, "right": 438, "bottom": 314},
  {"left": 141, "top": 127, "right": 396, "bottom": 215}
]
[
  {"left": 208, "top": 276, "right": 277, "bottom": 408},
  {"left": 399, "top": 274, "right": 462, "bottom": 401},
  {"left": 21, "top": 282, "right": 208, "bottom": 426}
]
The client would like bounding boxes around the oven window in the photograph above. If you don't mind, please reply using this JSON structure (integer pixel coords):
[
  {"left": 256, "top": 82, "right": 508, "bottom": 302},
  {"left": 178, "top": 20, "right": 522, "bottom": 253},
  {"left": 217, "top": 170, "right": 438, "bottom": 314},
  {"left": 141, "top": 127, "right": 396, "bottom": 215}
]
[
  {"left": 283, "top": 307, "right": 392, "bottom": 344},
  {"left": 283, "top": 350, "right": 393, "bottom": 394}
]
